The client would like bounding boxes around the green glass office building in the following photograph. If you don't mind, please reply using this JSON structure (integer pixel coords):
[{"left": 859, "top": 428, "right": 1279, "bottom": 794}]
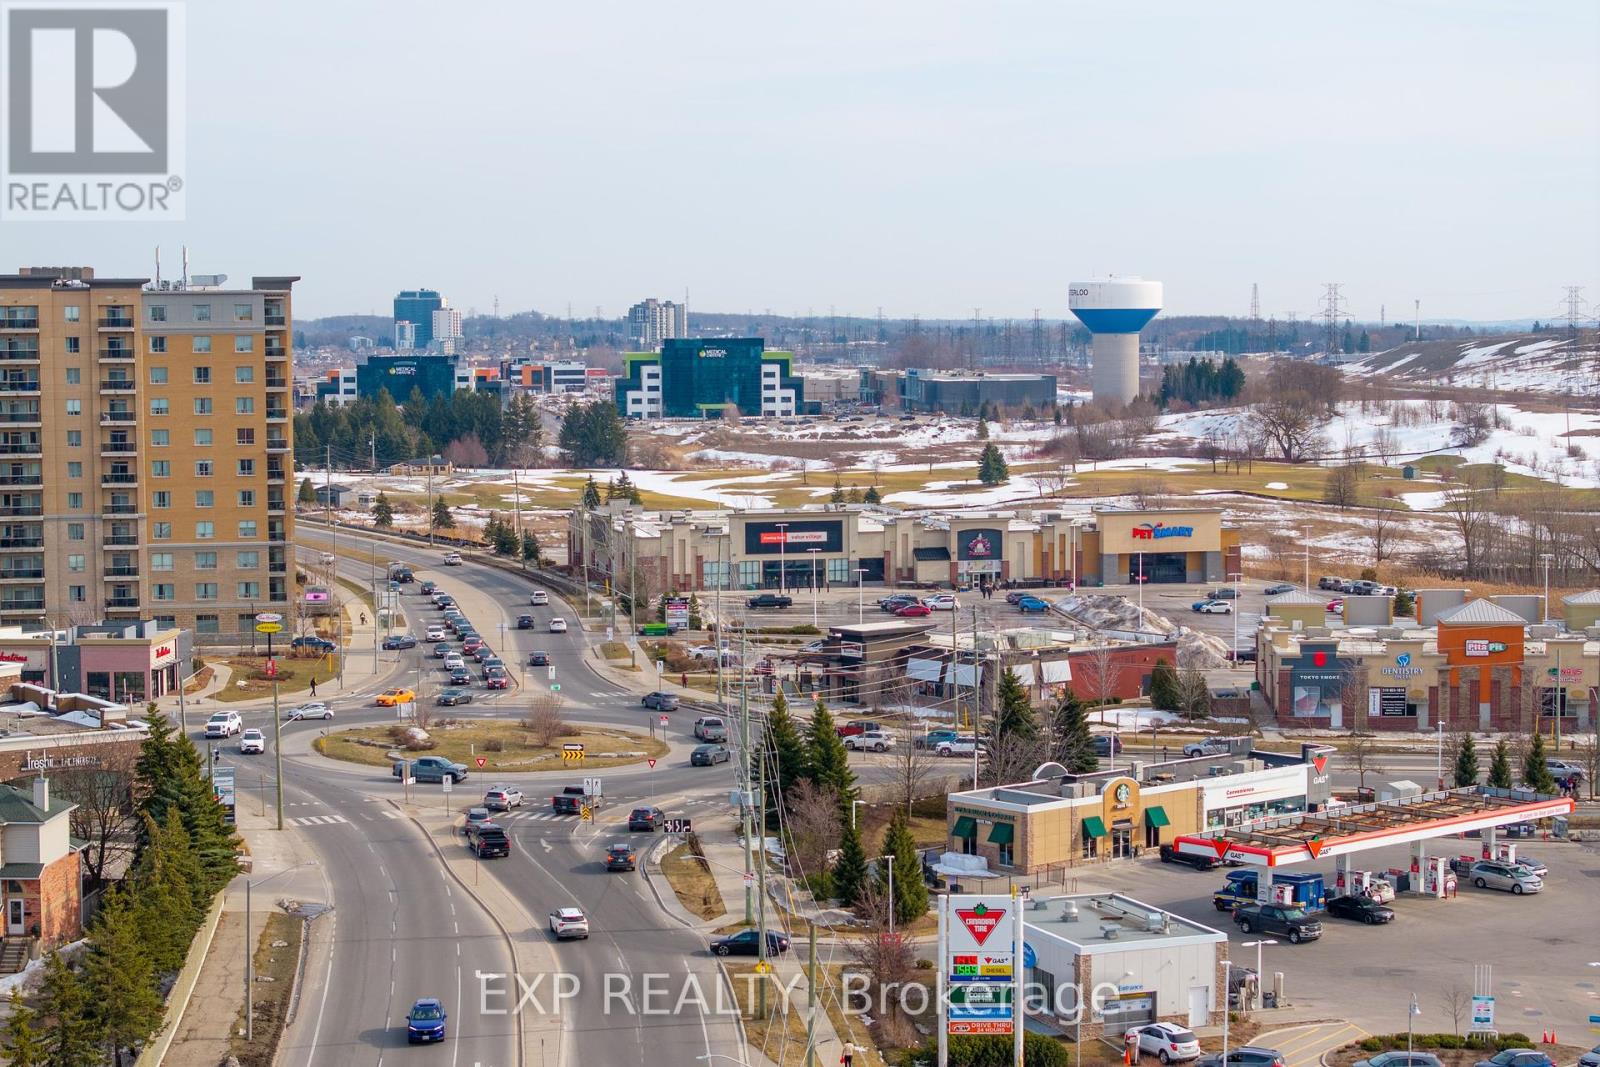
[{"left": 615, "top": 338, "right": 803, "bottom": 418}]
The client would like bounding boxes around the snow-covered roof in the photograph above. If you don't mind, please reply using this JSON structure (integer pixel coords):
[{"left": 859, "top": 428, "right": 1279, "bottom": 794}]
[
  {"left": 1435, "top": 599, "right": 1529, "bottom": 626},
  {"left": 1267, "top": 590, "right": 1327, "bottom": 606},
  {"left": 1561, "top": 589, "right": 1600, "bottom": 605}
]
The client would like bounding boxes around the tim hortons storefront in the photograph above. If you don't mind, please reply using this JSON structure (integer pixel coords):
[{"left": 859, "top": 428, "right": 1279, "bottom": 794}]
[{"left": 1077, "top": 509, "right": 1240, "bottom": 587}]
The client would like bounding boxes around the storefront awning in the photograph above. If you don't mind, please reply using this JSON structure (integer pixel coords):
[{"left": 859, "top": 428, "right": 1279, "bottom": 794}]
[
  {"left": 913, "top": 547, "right": 951, "bottom": 561},
  {"left": 952, "top": 816, "right": 977, "bottom": 839},
  {"left": 1041, "top": 659, "right": 1073, "bottom": 684},
  {"left": 949, "top": 663, "right": 983, "bottom": 687},
  {"left": 1145, "top": 806, "right": 1170, "bottom": 828},
  {"left": 987, "top": 822, "right": 1015, "bottom": 845},
  {"left": 1083, "top": 816, "right": 1107, "bottom": 839},
  {"left": 907, "top": 658, "right": 945, "bottom": 683}
]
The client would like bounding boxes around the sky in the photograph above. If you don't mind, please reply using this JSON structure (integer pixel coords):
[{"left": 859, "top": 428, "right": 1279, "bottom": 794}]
[{"left": 6, "top": 0, "right": 1597, "bottom": 323}]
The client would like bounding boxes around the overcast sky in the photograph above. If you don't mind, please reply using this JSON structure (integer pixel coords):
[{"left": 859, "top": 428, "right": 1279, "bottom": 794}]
[{"left": 9, "top": 0, "right": 1597, "bottom": 322}]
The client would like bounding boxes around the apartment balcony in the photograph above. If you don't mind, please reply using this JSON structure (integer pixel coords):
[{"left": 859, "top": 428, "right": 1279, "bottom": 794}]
[
  {"left": 97, "top": 348, "right": 135, "bottom": 362},
  {"left": 265, "top": 375, "right": 288, "bottom": 390},
  {"left": 0, "top": 346, "right": 40, "bottom": 362},
  {"left": 103, "top": 565, "right": 140, "bottom": 578},
  {"left": 265, "top": 465, "right": 286, "bottom": 483},
  {"left": 105, "top": 596, "right": 141, "bottom": 610},
  {"left": 100, "top": 439, "right": 137, "bottom": 456},
  {"left": 0, "top": 567, "right": 43, "bottom": 581},
  {"left": 0, "top": 535, "right": 43, "bottom": 549},
  {"left": 265, "top": 313, "right": 287, "bottom": 327},
  {"left": 103, "top": 502, "right": 139, "bottom": 515},
  {"left": 265, "top": 406, "right": 288, "bottom": 422},
  {"left": 0, "top": 443, "right": 42, "bottom": 458},
  {"left": 97, "top": 313, "right": 134, "bottom": 329},
  {"left": 0, "top": 316, "right": 39, "bottom": 332},
  {"left": 0, "top": 474, "right": 41, "bottom": 487},
  {"left": 99, "top": 378, "right": 137, "bottom": 393},
  {"left": 266, "top": 495, "right": 287, "bottom": 514},
  {"left": 100, "top": 410, "right": 137, "bottom": 425},
  {"left": 264, "top": 346, "right": 287, "bottom": 361},
  {"left": 269, "top": 560, "right": 287, "bottom": 574},
  {"left": 105, "top": 532, "right": 139, "bottom": 547},
  {"left": 267, "top": 524, "right": 286, "bottom": 543},
  {"left": 0, "top": 410, "right": 42, "bottom": 426},
  {"left": 101, "top": 471, "right": 139, "bottom": 487},
  {"left": 0, "top": 598, "right": 45, "bottom": 613},
  {"left": 0, "top": 380, "right": 40, "bottom": 395},
  {"left": 265, "top": 437, "right": 290, "bottom": 453},
  {"left": 0, "top": 504, "right": 42, "bottom": 518}
]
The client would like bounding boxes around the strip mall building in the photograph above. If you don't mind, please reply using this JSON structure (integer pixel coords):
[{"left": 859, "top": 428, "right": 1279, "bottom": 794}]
[{"left": 570, "top": 503, "right": 1242, "bottom": 593}]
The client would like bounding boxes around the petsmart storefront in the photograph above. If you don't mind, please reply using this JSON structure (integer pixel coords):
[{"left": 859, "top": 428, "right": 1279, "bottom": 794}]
[{"left": 1076, "top": 509, "right": 1240, "bottom": 587}]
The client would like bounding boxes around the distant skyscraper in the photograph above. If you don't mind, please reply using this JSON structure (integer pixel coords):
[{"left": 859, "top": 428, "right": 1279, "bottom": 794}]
[
  {"left": 394, "top": 288, "right": 443, "bottom": 350},
  {"left": 394, "top": 320, "right": 417, "bottom": 352},
  {"left": 431, "top": 304, "right": 463, "bottom": 355},
  {"left": 626, "top": 298, "right": 686, "bottom": 350}
]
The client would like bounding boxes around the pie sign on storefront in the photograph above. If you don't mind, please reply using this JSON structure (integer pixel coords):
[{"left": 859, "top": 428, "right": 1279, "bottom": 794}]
[{"left": 966, "top": 533, "right": 993, "bottom": 558}]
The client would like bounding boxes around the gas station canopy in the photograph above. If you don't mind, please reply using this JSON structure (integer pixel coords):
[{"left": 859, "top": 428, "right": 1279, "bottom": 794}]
[{"left": 1174, "top": 786, "right": 1573, "bottom": 868}]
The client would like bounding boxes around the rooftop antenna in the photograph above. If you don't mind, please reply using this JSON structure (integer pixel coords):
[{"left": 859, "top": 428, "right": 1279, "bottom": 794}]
[
  {"left": 1249, "top": 283, "right": 1260, "bottom": 321},
  {"left": 154, "top": 246, "right": 161, "bottom": 289},
  {"left": 181, "top": 244, "right": 189, "bottom": 290}
]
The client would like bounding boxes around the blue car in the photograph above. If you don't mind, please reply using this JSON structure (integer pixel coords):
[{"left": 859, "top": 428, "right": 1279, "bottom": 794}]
[
  {"left": 406, "top": 997, "right": 447, "bottom": 1044},
  {"left": 1016, "top": 595, "right": 1050, "bottom": 613}
]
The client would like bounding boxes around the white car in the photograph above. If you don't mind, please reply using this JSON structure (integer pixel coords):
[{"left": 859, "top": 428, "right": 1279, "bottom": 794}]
[
  {"left": 425, "top": 626, "right": 447, "bottom": 642},
  {"left": 1193, "top": 600, "right": 1233, "bottom": 615},
  {"left": 548, "top": 907, "right": 589, "bottom": 940},
  {"left": 845, "top": 730, "right": 896, "bottom": 752},
  {"left": 548, "top": 618, "right": 568, "bottom": 633},
  {"left": 1126, "top": 1022, "right": 1201, "bottom": 1064},
  {"left": 284, "top": 702, "right": 333, "bottom": 721},
  {"left": 239, "top": 728, "right": 266, "bottom": 754},
  {"left": 935, "top": 736, "right": 982, "bottom": 757},
  {"left": 484, "top": 785, "right": 525, "bottom": 811},
  {"left": 442, "top": 552, "right": 463, "bottom": 566},
  {"left": 1361, "top": 879, "right": 1396, "bottom": 904},
  {"left": 529, "top": 590, "right": 549, "bottom": 606},
  {"left": 923, "top": 594, "right": 958, "bottom": 611},
  {"left": 204, "top": 711, "right": 242, "bottom": 738}
]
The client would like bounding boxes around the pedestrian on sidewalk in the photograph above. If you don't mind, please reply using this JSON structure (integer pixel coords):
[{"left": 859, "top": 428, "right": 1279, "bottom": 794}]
[
  {"left": 310, "top": 677, "right": 318, "bottom": 697},
  {"left": 841, "top": 1041, "right": 858, "bottom": 1067}
]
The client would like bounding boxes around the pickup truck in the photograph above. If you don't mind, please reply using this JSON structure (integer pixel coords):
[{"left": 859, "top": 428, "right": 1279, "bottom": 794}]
[
  {"left": 746, "top": 593, "right": 792, "bottom": 609},
  {"left": 693, "top": 716, "right": 728, "bottom": 742},
  {"left": 833, "top": 720, "right": 878, "bottom": 738},
  {"left": 552, "top": 785, "right": 587, "bottom": 815},
  {"left": 442, "top": 552, "right": 463, "bottom": 566},
  {"left": 1231, "top": 902, "right": 1322, "bottom": 944},
  {"left": 393, "top": 756, "right": 468, "bottom": 784}
]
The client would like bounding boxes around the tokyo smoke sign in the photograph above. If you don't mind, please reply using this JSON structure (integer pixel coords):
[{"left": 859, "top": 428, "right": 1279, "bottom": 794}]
[{"left": 2, "top": 1, "right": 186, "bottom": 220}]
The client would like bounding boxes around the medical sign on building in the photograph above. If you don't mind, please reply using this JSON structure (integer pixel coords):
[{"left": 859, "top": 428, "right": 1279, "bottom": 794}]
[{"left": 940, "top": 895, "right": 1019, "bottom": 1038}]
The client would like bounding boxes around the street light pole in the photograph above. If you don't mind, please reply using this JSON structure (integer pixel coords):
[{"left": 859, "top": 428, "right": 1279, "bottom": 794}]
[
  {"left": 854, "top": 567, "right": 867, "bottom": 624},
  {"left": 1241, "top": 939, "right": 1277, "bottom": 1010},
  {"left": 776, "top": 523, "right": 788, "bottom": 596},
  {"left": 1229, "top": 570, "right": 1242, "bottom": 660},
  {"left": 807, "top": 548, "right": 820, "bottom": 628}
]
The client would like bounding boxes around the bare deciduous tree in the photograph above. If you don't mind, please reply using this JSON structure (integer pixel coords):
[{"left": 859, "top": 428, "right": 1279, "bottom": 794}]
[
  {"left": 1371, "top": 427, "right": 1400, "bottom": 466},
  {"left": 58, "top": 747, "right": 140, "bottom": 889},
  {"left": 1176, "top": 668, "right": 1212, "bottom": 721},
  {"left": 524, "top": 692, "right": 568, "bottom": 747},
  {"left": 1348, "top": 733, "right": 1386, "bottom": 792},
  {"left": 847, "top": 879, "right": 922, "bottom": 1048},
  {"left": 1442, "top": 471, "right": 1493, "bottom": 578},
  {"left": 1441, "top": 984, "right": 1469, "bottom": 1036},
  {"left": 887, "top": 731, "right": 937, "bottom": 817},
  {"left": 1323, "top": 463, "right": 1364, "bottom": 511},
  {"left": 1367, "top": 498, "right": 1401, "bottom": 566},
  {"left": 784, "top": 780, "right": 841, "bottom": 884}
]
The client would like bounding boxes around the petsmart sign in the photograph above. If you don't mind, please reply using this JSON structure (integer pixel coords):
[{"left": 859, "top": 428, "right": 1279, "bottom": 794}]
[{"left": 941, "top": 895, "right": 1020, "bottom": 1039}]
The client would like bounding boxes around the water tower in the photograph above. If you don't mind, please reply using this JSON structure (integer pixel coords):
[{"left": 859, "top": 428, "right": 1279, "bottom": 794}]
[{"left": 1069, "top": 278, "right": 1163, "bottom": 405}]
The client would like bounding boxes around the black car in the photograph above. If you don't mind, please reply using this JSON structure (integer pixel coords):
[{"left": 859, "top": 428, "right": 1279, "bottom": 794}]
[
  {"left": 1158, "top": 843, "right": 1216, "bottom": 871},
  {"left": 628, "top": 806, "right": 664, "bottom": 832},
  {"left": 1199, "top": 1048, "right": 1286, "bottom": 1067},
  {"left": 605, "top": 843, "right": 638, "bottom": 872},
  {"left": 1264, "top": 583, "right": 1295, "bottom": 595},
  {"left": 691, "top": 744, "right": 732, "bottom": 766},
  {"left": 419, "top": 581, "right": 437, "bottom": 595},
  {"left": 465, "top": 822, "right": 510, "bottom": 858},
  {"left": 383, "top": 634, "right": 419, "bottom": 650},
  {"left": 710, "top": 929, "right": 791, "bottom": 957},
  {"left": 1324, "top": 894, "right": 1395, "bottom": 924},
  {"left": 448, "top": 666, "right": 472, "bottom": 685},
  {"left": 436, "top": 687, "right": 473, "bottom": 706},
  {"left": 879, "top": 594, "right": 919, "bottom": 613},
  {"left": 746, "top": 593, "right": 792, "bottom": 609},
  {"left": 1092, "top": 734, "right": 1123, "bottom": 756},
  {"left": 517, "top": 614, "right": 535, "bottom": 629},
  {"left": 529, "top": 650, "right": 550, "bottom": 667},
  {"left": 1233, "top": 903, "right": 1322, "bottom": 943}
]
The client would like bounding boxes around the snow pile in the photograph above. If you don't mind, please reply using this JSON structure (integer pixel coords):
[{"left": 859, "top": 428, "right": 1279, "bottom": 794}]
[
  {"left": 1052, "top": 594, "right": 1176, "bottom": 635},
  {"left": 1174, "top": 627, "right": 1234, "bottom": 670}
]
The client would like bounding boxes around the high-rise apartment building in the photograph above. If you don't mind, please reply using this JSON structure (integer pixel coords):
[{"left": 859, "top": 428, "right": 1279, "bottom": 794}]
[
  {"left": 394, "top": 289, "right": 443, "bottom": 351},
  {"left": 431, "top": 304, "right": 463, "bottom": 355},
  {"left": 626, "top": 298, "right": 686, "bottom": 350},
  {"left": 0, "top": 266, "right": 296, "bottom": 638}
]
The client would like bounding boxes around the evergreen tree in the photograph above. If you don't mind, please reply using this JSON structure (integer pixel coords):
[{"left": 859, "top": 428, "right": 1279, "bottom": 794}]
[
  {"left": 863, "top": 485, "right": 881, "bottom": 505},
  {"left": 1522, "top": 731, "right": 1558, "bottom": 793},
  {"left": 431, "top": 496, "right": 455, "bottom": 529},
  {"left": 1, "top": 989, "right": 48, "bottom": 1067},
  {"left": 38, "top": 954, "right": 99, "bottom": 1067},
  {"left": 976, "top": 417, "right": 989, "bottom": 441},
  {"left": 521, "top": 531, "right": 541, "bottom": 565},
  {"left": 1453, "top": 733, "right": 1481, "bottom": 788},
  {"left": 1051, "top": 689, "right": 1099, "bottom": 774},
  {"left": 833, "top": 820, "right": 869, "bottom": 907},
  {"left": 297, "top": 477, "right": 315, "bottom": 505},
  {"left": 1149, "top": 659, "right": 1181, "bottom": 711},
  {"left": 977, "top": 443, "right": 1010, "bottom": 486},
  {"left": 1488, "top": 739, "right": 1514, "bottom": 789},
  {"left": 135, "top": 712, "right": 240, "bottom": 894},
  {"left": 845, "top": 486, "right": 863, "bottom": 504},
  {"left": 991, "top": 668, "right": 1037, "bottom": 740},
  {"left": 129, "top": 813, "right": 204, "bottom": 974},
  {"left": 372, "top": 492, "right": 394, "bottom": 528},
  {"left": 880, "top": 809, "right": 930, "bottom": 926},
  {"left": 580, "top": 475, "right": 602, "bottom": 510},
  {"left": 830, "top": 475, "right": 845, "bottom": 504},
  {"left": 805, "top": 698, "right": 857, "bottom": 808},
  {"left": 557, "top": 399, "right": 630, "bottom": 467},
  {"left": 81, "top": 889, "right": 166, "bottom": 1066},
  {"left": 493, "top": 515, "right": 520, "bottom": 556},
  {"left": 765, "top": 692, "right": 810, "bottom": 822}
]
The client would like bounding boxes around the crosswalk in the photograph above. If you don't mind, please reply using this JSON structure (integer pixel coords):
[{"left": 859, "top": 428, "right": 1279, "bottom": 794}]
[{"left": 289, "top": 814, "right": 351, "bottom": 827}]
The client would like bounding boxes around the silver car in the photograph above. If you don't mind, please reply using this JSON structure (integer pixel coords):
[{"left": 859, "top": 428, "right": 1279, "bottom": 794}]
[{"left": 1467, "top": 861, "right": 1542, "bottom": 894}]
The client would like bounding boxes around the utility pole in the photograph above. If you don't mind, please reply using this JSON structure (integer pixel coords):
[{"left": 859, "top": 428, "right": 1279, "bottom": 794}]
[
  {"left": 427, "top": 461, "right": 435, "bottom": 546},
  {"left": 1249, "top": 283, "right": 1260, "bottom": 321},
  {"left": 806, "top": 920, "right": 819, "bottom": 1067},
  {"left": 740, "top": 624, "right": 754, "bottom": 925},
  {"left": 715, "top": 531, "right": 726, "bottom": 709},
  {"left": 269, "top": 628, "right": 283, "bottom": 830},
  {"left": 755, "top": 698, "right": 769, "bottom": 1021},
  {"left": 1320, "top": 283, "right": 1348, "bottom": 357},
  {"left": 970, "top": 606, "right": 981, "bottom": 789}
]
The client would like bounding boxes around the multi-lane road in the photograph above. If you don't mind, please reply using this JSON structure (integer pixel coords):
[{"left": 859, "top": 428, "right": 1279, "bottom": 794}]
[{"left": 200, "top": 529, "right": 750, "bottom": 1066}]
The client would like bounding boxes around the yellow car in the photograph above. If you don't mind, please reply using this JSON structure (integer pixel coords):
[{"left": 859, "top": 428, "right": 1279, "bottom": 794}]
[{"left": 375, "top": 687, "right": 416, "bottom": 707}]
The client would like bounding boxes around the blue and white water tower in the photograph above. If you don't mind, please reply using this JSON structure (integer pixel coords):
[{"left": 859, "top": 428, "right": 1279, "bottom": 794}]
[{"left": 1069, "top": 278, "right": 1163, "bottom": 405}]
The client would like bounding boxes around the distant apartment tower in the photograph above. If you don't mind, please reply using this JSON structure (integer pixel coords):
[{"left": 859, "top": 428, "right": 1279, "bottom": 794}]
[
  {"left": 616, "top": 338, "right": 801, "bottom": 419},
  {"left": 0, "top": 266, "right": 296, "bottom": 637},
  {"left": 394, "top": 288, "right": 443, "bottom": 351},
  {"left": 431, "top": 304, "right": 463, "bottom": 355},
  {"left": 626, "top": 298, "right": 686, "bottom": 350},
  {"left": 393, "top": 320, "right": 417, "bottom": 352}
]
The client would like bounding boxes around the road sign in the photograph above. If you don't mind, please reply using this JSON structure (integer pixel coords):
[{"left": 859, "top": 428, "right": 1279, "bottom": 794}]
[
  {"left": 547, "top": 665, "right": 556, "bottom": 680},
  {"left": 441, "top": 779, "right": 453, "bottom": 794},
  {"left": 254, "top": 621, "right": 283, "bottom": 635},
  {"left": 580, "top": 805, "right": 592, "bottom": 821},
  {"left": 550, "top": 684, "right": 561, "bottom": 693},
  {"left": 562, "top": 743, "right": 584, "bottom": 762},
  {"left": 663, "top": 817, "right": 693, "bottom": 834},
  {"left": 1472, "top": 996, "right": 1496, "bottom": 1029},
  {"left": 474, "top": 756, "right": 487, "bottom": 769},
  {"left": 255, "top": 612, "right": 284, "bottom": 624},
  {"left": 582, "top": 777, "right": 603, "bottom": 797},
  {"left": 658, "top": 715, "right": 669, "bottom": 728},
  {"left": 265, "top": 658, "right": 278, "bottom": 678},
  {"left": 752, "top": 961, "right": 771, "bottom": 975},
  {"left": 606, "top": 626, "right": 614, "bottom": 641},
  {"left": 646, "top": 758, "right": 657, "bottom": 769},
  {"left": 743, "top": 872, "right": 755, "bottom": 888}
]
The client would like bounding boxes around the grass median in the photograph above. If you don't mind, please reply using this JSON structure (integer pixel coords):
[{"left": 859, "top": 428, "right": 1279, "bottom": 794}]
[{"left": 312, "top": 717, "right": 667, "bottom": 771}]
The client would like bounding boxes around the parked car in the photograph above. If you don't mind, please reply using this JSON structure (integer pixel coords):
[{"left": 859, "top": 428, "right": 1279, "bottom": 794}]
[
  {"left": 528, "top": 651, "right": 550, "bottom": 667},
  {"left": 465, "top": 821, "right": 510, "bottom": 858},
  {"left": 239, "top": 728, "right": 266, "bottom": 754},
  {"left": 1204, "top": 588, "right": 1239, "bottom": 600},
  {"left": 1468, "top": 861, "right": 1542, "bottom": 894},
  {"left": 405, "top": 998, "right": 448, "bottom": 1044},
  {"left": 548, "top": 618, "right": 568, "bottom": 633},
  {"left": 484, "top": 786, "right": 524, "bottom": 811},
  {"left": 1092, "top": 734, "right": 1124, "bottom": 757},
  {"left": 1016, "top": 595, "right": 1051, "bottom": 613},
  {"left": 1362, "top": 879, "right": 1397, "bottom": 904},
  {"left": 548, "top": 907, "right": 589, "bottom": 940},
  {"left": 834, "top": 720, "right": 878, "bottom": 738},
  {"left": 1183, "top": 737, "right": 1232, "bottom": 758},
  {"left": 1126, "top": 1022, "right": 1201, "bottom": 1064},
  {"left": 845, "top": 730, "right": 895, "bottom": 752},
  {"left": 643, "top": 692, "right": 680, "bottom": 712},
  {"left": 1198, "top": 1047, "right": 1286, "bottom": 1067},
  {"left": 896, "top": 603, "right": 933, "bottom": 617},
  {"left": 1326, "top": 598, "right": 1344, "bottom": 613},
  {"left": 916, "top": 728, "right": 962, "bottom": 750},
  {"left": 1317, "top": 576, "right": 1344, "bottom": 591},
  {"left": 436, "top": 687, "right": 473, "bottom": 706},
  {"left": 1511, "top": 857, "right": 1548, "bottom": 878},
  {"left": 530, "top": 590, "right": 549, "bottom": 605},
  {"left": 1232, "top": 903, "right": 1322, "bottom": 943},
  {"left": 1474, "top": 1051, "right": 1554, "bottom": 1067},
  {"left": 746, "top": 593, "right": 793, "bottom": 609},
  {"left": 1576, "top": 1046, "right": 1600, "bottom": 1067},
  {"left": 710, "top": 929, "right": 791, "bottom": 957},
  {"left": 1191, "top": 599, "right": 1232, "bottom": 614},
  {"left": 1004, "top": 591, "right": 1025, "bottom": 605},
  {"left": 1264, "top": 583, "right": 1295, "bottom": 595},
  {"left": 1157, "top": 843, "right": 1215, "bottom": 871},
  {"left": 375, "top": 687, "right": 416, "bottom": 707},
  {"left": 442, "top": 552, "right": 463, "bottom": 565},
  {"left": 517, "top": 614, "right": 535, "bottom": 629},
  {"left": 291, "top": 635, "right": 337, "bottom": 653},
  {"left": 628, "top": 806, "right": 664, "bottom": 832},
  {"left": 605, "top": 843, "right": 639, "bottom": 871},
  {"left": 693, "top": 716, "right": 728, "bottom": 742},
  {"left": 396, "top": 757, "right": 467, "bottom": 783},
  {"left": 1353, "top": 1053, "right": 1443, "bottom": 1067},
  {"left": 382, "top": 634, "right": 418, "bottom": 650},
  {"left": 879, "top": 594, "right": 919, "bottom": 612},
  {"left": 691, "top": 744, "right": 732, "bottom": 766},
  {"left": 284, "top": 701, "right": 333, "bottom": 721},
  {"left": 936, "top": 736, "right": 982, "bottom": 757},
  {"left": 1324, "top": 894, "right": 1395, "bottom": 924},
  {"left": 204, "top": 711, "right": 242, "bottom": 738},
  {"left": 923, "top": 594, "right": 958, "bottom": 611}
]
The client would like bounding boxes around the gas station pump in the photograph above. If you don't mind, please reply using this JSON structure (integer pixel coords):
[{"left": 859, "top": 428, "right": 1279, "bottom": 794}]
[
  {"left": 1494, "top": 843, "right": 1518, "bottom": 865},
  {"left": 1421, "top": 857, "right": 1452, "bottom": 898},
  {"left": 1271, "top": 882, "right": 1296, "bottom": 906}
]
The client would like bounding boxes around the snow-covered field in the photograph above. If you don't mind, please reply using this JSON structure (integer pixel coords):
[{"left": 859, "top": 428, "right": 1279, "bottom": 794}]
[{"left": 1344, "top": 334, "right": 1599, "bottom": 398}]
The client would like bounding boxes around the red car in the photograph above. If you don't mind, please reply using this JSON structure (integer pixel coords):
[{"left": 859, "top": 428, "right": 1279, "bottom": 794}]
[
  {"left": 896, "top": 603, "right": 932, "bottom": 617},
  {"left": 1326, "top": 599, "right": 1344, "bottom": 613},
  {"left": 484, "top": 674, "right": 510, "bottom": 690}
]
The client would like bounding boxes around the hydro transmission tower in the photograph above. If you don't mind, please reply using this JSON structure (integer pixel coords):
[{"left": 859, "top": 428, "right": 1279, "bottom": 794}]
[{"left": 1319, "top": 283, "right": 1349, "bottom": 356}]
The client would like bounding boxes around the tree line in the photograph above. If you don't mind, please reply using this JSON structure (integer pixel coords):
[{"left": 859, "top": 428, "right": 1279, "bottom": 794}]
[
  {"left": 1156, "top": 356, "right": 1245, "bottom": 409},
  {"left": 293, "top": 389, "right": 544, "bottom": 470}
]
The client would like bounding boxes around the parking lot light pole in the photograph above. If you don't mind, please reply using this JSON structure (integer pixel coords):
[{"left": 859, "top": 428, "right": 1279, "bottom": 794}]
[
  {"left": 1436, "top": 720, "right": 1445, "bottom": 790},
  {"left": 1228, "top": 570, "right": 1242, "bottom": 659},
  {"left": 1220, "top": 959, "right": 1232, "bottom": 1064},
  {"left": 807, "top": 548, "right": 821, "bottom": 628},
  {"left": 1407, "top": 994, "right": 1420, "bottom": 1057},
  {"left": 1240, "top": 939, "right": 1276, "bottom": 1009},
  {"left": 854, "top": 567, "right": 867, "bottom": 624}
]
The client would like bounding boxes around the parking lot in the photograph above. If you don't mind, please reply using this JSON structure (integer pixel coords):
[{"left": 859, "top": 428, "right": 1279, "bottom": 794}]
[{"left": 1071, "top": 836, "right": 1600, "bottom": 1038}]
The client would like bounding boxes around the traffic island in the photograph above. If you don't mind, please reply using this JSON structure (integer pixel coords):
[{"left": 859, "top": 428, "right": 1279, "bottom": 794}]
[
  {"left": 225, "top": 912, "right": 304, "bottom": 1067},
  {"left": 660, "top": 837, "right": 727, "bottom": 920},
  {"left": 312, "top": 717, "right": 668, "bottom": 771}
]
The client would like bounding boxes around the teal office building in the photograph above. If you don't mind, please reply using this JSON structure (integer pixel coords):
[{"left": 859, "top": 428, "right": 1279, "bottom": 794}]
[{"left": 615, "top": 338, "right": 803, "bottom": 418}]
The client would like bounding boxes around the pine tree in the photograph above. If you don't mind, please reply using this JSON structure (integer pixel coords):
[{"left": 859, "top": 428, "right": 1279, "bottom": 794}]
[
  {"left": 38, "top": 954, "right": 98, "bottom": 1067},
  {"left": 581, "top": 475, "right": 601, "bottom": 510},
  {"left": 1487, "top": 739, "right": 1513, "bottom": 789},
  {"left": 521, "top": 531, "right": 541, "bottom": 565},
  {"left": 991, "top": 668, "right": 1037, "bottom": 740},
  {"left": 135, "top": 711, "right": 240, "bottom": 894},
  {"left": 130, "top": 812, "right": 206, "bottom": 974},
  {"left": 805, "top": 698, "right": 857, "bottom": 808},
  {"left": 493, "top": 516, "right": 520, "bottom": 556},
  {"left": 81, "top": 889, "right": 166, "bottom": 1066},
  {"left": 830, "top": 475, "right": 845, "bottom": 504},
  {"left": 1453, "top": 733, "right": 1480, "bottom": 788},
  {"left": 764, "top": 692, "right": 810, "bottom": 828},
  {"left": 1, "top": 989, "right": 48, "bottom": 1067},
  {"left": 431, "top": 496, "right": 454, "bottom": 529},
  {"left": 1522, "top": 732, "right": 1558, "bottom": 793},
  {"left": 833, "top": 820, "right": 869, "bottom": 907},
  {"left": 977, "top": 442, "right": 1010, "bottom": 486},
  {"left": 1149, "top": 660, "right": 1181, "bottom": 711},
  {"left": 846, "top": 486, "right": 863, "bottom": 503},
  {"left": 1051, "top": 689, "right": 1098, "bottom": 774},
  {"left": 297, "top": 477, "right": 315, "bottom": 505},
  {"left": 863, "top": 485, "right": 881, "bottom": 504},
  {"left": 976, "top": 417, "right": 989, "bottom": 440},
  {"left": 372, "top": 492, "right": 394, "bottom": 528},
  {"left": 881, "top": 809, "right": 929, "bottom": 926}
]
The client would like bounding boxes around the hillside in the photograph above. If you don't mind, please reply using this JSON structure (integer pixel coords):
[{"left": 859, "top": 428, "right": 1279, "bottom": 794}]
[{"left": 1343, "top": 333, "right": 1599, "bottom": 399}]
